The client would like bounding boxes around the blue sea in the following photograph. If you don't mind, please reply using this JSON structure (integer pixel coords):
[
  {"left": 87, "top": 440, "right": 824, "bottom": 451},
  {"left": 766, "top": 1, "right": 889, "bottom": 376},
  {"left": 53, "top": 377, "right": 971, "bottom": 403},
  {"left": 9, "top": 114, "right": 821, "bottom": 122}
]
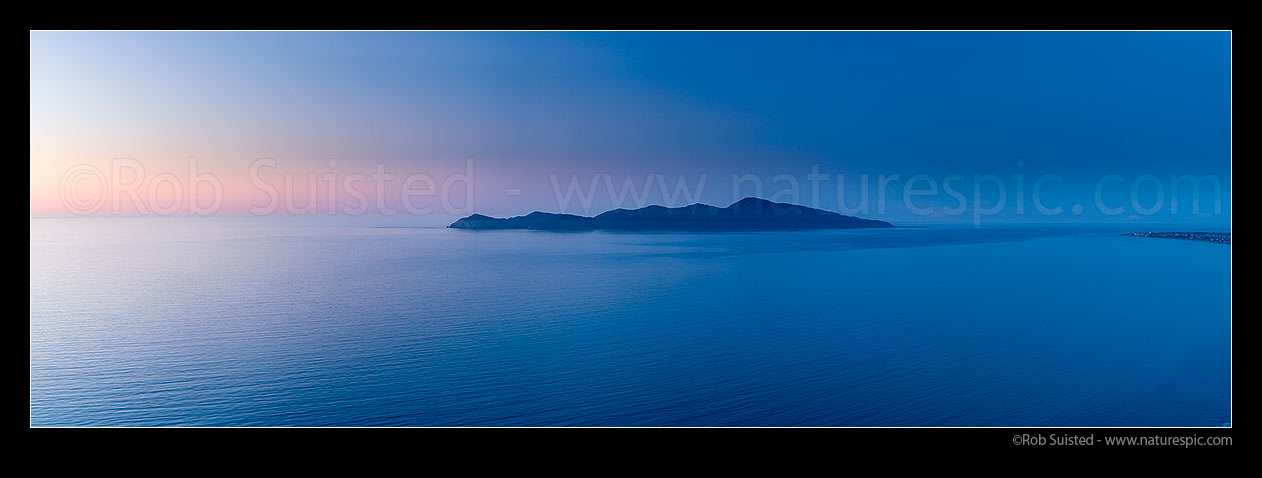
[{"left": 29, "top": 217, "right": 1231, "bottom": 426}]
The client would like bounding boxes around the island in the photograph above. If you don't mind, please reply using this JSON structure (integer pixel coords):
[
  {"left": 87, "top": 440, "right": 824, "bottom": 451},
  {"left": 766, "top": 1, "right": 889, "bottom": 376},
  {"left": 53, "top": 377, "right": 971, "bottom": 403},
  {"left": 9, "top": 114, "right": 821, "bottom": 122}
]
[
  {"left": 1123, "top": 232, "right": 1230, "bottom": 244},
  {"left": 449, "top": 197, "right": 894, "bottom": 231}
]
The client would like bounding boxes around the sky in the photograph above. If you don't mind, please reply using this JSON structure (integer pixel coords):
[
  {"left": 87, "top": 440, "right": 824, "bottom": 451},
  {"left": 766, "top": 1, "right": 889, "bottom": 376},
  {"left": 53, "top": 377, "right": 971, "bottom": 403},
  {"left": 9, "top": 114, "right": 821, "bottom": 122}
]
[{"left": 30, "top": 31, "right": 1231, "bottom": 226}]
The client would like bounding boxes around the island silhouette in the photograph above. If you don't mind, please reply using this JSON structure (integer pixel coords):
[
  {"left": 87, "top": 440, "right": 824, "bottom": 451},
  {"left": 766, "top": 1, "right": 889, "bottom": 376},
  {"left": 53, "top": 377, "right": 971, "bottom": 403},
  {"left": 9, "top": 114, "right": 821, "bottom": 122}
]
[{"left": 449, "top": 197, "right": 894, "bottom": 231}]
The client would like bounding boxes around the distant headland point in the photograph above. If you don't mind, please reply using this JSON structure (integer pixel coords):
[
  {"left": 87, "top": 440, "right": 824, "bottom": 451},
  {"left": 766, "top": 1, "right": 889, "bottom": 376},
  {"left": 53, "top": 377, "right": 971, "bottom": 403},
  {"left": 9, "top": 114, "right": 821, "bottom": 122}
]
[
  {"left": 1124, "top": 232, "right": 1230, "bottom": 244},
  {"left": 449, "top": 197, "right": 894, "bottom": 231}
]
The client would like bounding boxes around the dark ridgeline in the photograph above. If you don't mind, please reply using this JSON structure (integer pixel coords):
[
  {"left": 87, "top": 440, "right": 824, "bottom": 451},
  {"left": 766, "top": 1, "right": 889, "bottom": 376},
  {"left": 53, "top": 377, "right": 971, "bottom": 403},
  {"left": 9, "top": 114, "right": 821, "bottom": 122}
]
[
  {"left": 1123, "top": 232, "right": 1230, "bottom": 244},
  {"left": 449, "top": 197, "right": 894, "bottom": 231}
]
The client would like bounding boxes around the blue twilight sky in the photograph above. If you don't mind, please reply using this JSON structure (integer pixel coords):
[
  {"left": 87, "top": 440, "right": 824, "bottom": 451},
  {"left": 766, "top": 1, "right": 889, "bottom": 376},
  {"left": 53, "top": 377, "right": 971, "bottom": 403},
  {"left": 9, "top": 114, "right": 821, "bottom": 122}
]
[{"left": 30, "top": 31, "right": 1230, "bottom": 225}]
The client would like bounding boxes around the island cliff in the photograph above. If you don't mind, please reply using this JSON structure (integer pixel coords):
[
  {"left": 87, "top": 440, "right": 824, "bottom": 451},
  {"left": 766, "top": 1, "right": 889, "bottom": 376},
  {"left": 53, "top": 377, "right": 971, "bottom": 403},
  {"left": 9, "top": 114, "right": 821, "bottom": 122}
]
[{"left": 449, "top": 197, "right": 893, "bottom": 231}]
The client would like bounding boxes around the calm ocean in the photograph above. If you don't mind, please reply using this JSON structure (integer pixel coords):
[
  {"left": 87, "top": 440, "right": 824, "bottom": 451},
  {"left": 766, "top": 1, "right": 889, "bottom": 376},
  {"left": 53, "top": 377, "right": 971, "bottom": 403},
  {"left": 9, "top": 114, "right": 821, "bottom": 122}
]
[{"left": 29, "top": 217, "right": 1231, "bottom": 426}]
